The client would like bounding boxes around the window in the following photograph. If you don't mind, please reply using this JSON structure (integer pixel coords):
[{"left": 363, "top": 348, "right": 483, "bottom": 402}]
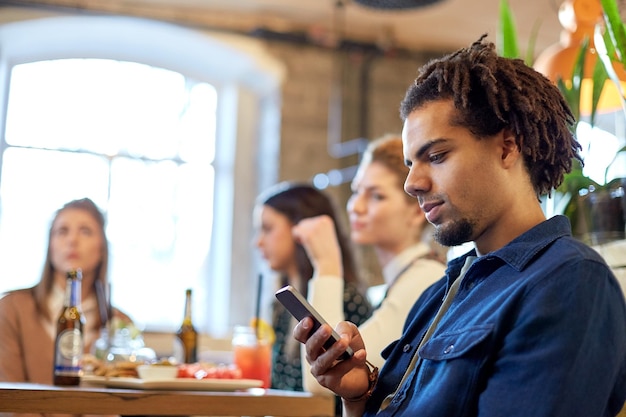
[
  {"left": 1, "top": 58, "right": 216, "bottom": 331},
  {"left": 0, "top": 15, "right": 283, "bottom": 337}
]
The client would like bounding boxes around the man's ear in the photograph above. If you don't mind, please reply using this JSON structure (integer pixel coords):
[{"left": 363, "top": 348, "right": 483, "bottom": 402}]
[{"left": 500, "top": 128, "right": 521, "bottom": 168}]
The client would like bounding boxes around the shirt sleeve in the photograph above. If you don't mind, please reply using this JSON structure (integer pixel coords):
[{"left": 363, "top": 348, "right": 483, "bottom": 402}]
[{"left": 0, "top": 294, "right": 27, "bottom": 382}]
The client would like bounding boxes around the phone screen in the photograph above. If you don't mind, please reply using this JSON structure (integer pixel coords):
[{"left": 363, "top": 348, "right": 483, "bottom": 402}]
[{"left": 275, "top": 285, "right": 354, "bottom": 360}]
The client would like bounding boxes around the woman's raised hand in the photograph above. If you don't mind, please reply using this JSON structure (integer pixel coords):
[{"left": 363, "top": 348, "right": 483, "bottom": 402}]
[{"left": 292, "top": 215, "right": 343, "bottom": 278}]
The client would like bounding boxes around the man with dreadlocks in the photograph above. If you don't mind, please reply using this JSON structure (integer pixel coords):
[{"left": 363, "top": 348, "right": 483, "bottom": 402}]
[{"left": 293, "top": 35, "right": 626, "bottom": 417}]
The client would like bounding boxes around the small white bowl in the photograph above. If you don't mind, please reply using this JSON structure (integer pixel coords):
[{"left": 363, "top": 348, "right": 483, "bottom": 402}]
[{"left": 137, "top": 364, "right": 179, "bottom": 380}]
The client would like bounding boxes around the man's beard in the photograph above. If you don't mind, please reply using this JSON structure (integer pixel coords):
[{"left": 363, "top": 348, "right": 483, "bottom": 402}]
[{"left": 433, "top": 218, "right": 474, "bottom": 247}]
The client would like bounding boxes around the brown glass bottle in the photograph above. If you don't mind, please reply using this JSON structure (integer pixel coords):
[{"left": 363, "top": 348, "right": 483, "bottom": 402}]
[
  {"left": 176, "top": 289, "right": 198, "bottom": 363},
  {"left": 53, "top": 269, "right": 85, "bottom": 385}
]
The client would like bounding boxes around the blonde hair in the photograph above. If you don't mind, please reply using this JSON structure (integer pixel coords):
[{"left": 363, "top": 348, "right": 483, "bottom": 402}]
[
  {"left": 359, "top": 134, "right": 448, "bottom": 260},
  {"left": 360, "top": 134, "right": 415, "bottom": 205}
]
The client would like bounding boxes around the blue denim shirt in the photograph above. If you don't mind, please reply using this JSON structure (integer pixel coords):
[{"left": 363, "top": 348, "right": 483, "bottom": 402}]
[{"left": 365, "top": 216, "right": 626, "bottom": 417}]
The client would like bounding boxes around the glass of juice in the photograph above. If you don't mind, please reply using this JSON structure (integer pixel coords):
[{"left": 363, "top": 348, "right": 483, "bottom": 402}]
[{"left": 232, "top": 325, "right": 272, "bottom": 388}]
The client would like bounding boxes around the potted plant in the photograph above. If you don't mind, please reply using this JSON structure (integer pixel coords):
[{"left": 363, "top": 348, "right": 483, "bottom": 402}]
[{"left": 557, "top": 0, "right": 626, "bottom": 244}]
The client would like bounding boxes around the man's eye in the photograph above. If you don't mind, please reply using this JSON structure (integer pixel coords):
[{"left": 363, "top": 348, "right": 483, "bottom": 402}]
[{"left": 429, "top": 152, "right": 446, "bottom": 163}]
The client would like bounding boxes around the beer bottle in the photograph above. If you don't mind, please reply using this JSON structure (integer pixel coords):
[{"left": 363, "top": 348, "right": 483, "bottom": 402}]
[
  {"left": 176, "top": 288, "right": 198, "bottom": 363},
  {"left": 53, "top": 269, "right": 85, "bottom": 385}
]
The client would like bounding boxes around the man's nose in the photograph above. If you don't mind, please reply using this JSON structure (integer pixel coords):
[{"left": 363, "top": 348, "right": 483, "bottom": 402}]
[{"left": 404, "top": 165, "right": 429, "bottom": 198}]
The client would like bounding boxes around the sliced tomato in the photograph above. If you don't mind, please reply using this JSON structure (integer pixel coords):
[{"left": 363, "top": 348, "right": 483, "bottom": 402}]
[{"left": 176, "top": 362, "right": 243, "bottom": 379}]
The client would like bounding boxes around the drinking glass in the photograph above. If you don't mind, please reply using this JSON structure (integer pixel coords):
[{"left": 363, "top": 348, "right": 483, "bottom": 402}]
[{"left": 232, "top": 325, "right": 272, "bottom": 388}]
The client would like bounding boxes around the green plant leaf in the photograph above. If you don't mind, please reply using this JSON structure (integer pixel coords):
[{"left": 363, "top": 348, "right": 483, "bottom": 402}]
[
  {"left": 572, "top": 37, "right": 589, "bottom": 91},
  {"left": 600, "top": 22, "right": 619, "bottom": 60},
  {"left": 524, "top": 19, "right": 542, "bottom": 66},
  {"left": 557, "top": 77, "right": 580, "bottom": 123},
  {"left": 497, "top": 0, "right": 519, "bottom": 59},
  {"left": 558, "top": 159, "right": 600, "bottom": 195},
  {"left": 590, "top": 57, "right": 609, "bottom": 125},
  {"left": 554, "top": 40, "right": 589, "bottom": 125},
  {"left": 603, "top": 144, "right": 626, "bottom": 184},
  {"left": 594, "top": 25, "right": 626, "bottom": 114},
  {"left": 600, "top": 0, "right": 626, "bottom": 64}
]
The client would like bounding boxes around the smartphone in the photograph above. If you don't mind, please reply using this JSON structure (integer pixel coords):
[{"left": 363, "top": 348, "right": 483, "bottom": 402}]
[{"left": 275, "top": 285, "right": 354, "bottom": 360}]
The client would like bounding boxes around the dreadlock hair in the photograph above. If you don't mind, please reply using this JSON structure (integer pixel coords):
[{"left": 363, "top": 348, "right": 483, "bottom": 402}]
[{"left": 399, "top": 34, "right": 583, "bottom": 198}]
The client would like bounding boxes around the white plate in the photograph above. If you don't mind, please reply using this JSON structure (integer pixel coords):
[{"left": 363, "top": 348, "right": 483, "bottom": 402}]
[{"left": 82, "top": 375, "right": 263, "bottom": 391}]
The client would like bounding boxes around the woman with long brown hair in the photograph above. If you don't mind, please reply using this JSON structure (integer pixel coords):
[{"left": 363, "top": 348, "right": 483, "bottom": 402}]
[
  {"left": 255, "top": 183, "right": 373, "bottom": 393},
  {"left": 0, "top": 197, "right": 129, "bottom": 384}
]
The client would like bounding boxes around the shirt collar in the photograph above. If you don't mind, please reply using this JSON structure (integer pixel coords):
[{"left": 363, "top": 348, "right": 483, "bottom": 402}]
[
  {"left": 382, "top": 242, "right": 432, "bottom": 286},
  {"left": 446, "top": 215, "right": 572, "bottom": 276},
  {"left": 492, "top": 215, "right": 572, "bottom": 271}
]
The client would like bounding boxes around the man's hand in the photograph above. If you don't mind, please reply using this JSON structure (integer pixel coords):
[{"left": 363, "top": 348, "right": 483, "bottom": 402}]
[{"left": 294, "top": 317, "right": 371, "bottom": 402}]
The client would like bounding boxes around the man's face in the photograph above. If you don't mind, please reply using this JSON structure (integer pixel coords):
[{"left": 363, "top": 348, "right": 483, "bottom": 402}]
[{"left": 402, "top": 99, "right": 506, "bottom": 249}]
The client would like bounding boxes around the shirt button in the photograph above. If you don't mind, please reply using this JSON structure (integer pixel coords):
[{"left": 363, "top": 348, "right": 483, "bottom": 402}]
[
  {"left": 402, "top": 344, "right": 412, "bottom": 353},
  {"left": 443, "top": 344, "right": 454, "bottom": 354}
]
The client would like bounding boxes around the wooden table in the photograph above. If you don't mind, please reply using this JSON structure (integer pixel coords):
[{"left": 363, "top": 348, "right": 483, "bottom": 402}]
[{"left": 0, "top": 382, "right": 335, "bottom": 416}]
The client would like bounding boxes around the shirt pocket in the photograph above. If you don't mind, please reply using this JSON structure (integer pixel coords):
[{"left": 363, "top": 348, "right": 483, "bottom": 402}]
[
  {"left": 419, "top": 324, "right": 493, "bottom": 361},
  {"left": 415, "top": 324, "right": 495, "bottom": 412}
]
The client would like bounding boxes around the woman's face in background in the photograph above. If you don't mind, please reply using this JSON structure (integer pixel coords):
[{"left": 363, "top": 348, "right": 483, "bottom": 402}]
[
  {"left": 347, "top": 161, "right": 421, "bottom": 252},
  {"left": 50, "top": 208, "right": 104, "bottom": 277},
  {"left": 255, "top": 205, "right": 297, "bottom": 275}
]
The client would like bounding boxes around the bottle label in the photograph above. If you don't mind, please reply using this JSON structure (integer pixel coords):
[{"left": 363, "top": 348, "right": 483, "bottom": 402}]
[
  {"left": 70, "top": 279, "right": 81, "bottom": 307},
  {"left": 54, "top": 329, "right": 83, "bottom": 375}
]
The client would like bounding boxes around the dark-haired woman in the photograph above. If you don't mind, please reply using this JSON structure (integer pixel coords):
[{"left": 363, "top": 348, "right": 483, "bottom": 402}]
[{"left": 255, "top": 183, "right": 373, "bottom": 394}]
